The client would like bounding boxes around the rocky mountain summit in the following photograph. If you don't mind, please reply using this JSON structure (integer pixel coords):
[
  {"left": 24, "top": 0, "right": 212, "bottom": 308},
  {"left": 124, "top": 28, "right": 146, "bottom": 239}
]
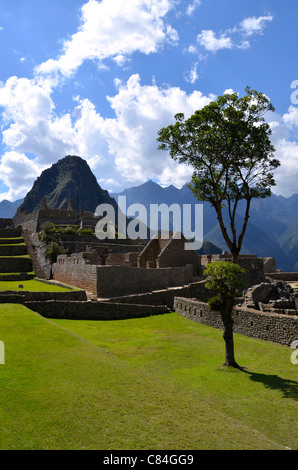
[{"left": 17, "top": 155, "right": 118, "bottom": 214}]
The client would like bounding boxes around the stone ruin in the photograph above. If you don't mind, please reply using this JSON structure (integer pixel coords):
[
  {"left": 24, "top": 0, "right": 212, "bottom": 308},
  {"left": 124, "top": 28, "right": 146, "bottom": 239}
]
[{"left": 243, "top": 279, "right": 298, "bottom": 316}]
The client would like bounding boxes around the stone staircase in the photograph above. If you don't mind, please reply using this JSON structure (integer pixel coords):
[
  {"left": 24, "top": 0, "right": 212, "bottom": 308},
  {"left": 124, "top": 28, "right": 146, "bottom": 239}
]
[{"left": 0, "top": 226, "right": 35, "bottom": 281}]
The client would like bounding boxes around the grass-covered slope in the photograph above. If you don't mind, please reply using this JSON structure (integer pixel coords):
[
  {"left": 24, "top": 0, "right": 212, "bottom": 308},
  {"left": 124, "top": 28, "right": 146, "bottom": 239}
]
[{"left": 0, "top": 305, "right": 296, "bottom": 450}]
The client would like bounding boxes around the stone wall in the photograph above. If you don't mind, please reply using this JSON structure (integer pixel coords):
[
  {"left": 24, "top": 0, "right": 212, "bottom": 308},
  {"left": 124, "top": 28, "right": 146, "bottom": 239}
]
[
  {"left": 156, "top": 235, "right": 202, "bottom": 276},
  {"left": 0, "top": 219, "right": 13, "bottom": 228},
  {"left": 0, "top": 273, "right": 35, "bottom": 281},
  {"left": 13, "top": 209, "right": 39, "bottom": 233},
  {"left": 0, "top": 227, "right": 22, "bottom": 238},
  {"left": 53, "top": 254, "right": 195, "bottom": 297},
  {"left": 0, "top": 244, "right": 27, "bottom": 256},
  {"left": 0, "top": 289, "right": 87, "bottom": 303},
  {"left": 105, "top": 279, "right": 214, "bottom": 309},
  {"left": 21, "top": 228, "right": 52, "bottom": 279},
  {"left": 14, "top": 206, "right": 100, "bottom": 232},
  {"left": 0, "top": 257, "right": 33, "bottom": 274},
  {"left": 137, "top": 233, "right": 202, "bottom": 277},
  {"left": 263, "top": 257, "right": 277, "bottom": 273},
  {"left": 105, "top": 251, "right": 139, "bottom": 267},
  {"left": 267, "top": 273, "right": 298, "bottom": 282},
  {"left": 95, "top": 264, "right": 194, "bottom": 297},
  {"left": 53, "top": 254, "right": 98, "bottom": 293},
  {"left": 200, "top": 253, "right": 265, "bottom": 288},
  {"left": 138, "top": 237, "right": 162, "bottom": 267},
  {"left": 174, "top": 297, "right": 298, "bottom": 346},
  {"left": 25, "top": 300, "right": 169, "bottom": 320}
]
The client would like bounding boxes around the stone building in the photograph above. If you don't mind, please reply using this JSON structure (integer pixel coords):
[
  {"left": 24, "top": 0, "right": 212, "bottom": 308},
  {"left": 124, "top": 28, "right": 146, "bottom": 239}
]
[{"left": 52, "top": 231, "right": 268, "bottom": 298}]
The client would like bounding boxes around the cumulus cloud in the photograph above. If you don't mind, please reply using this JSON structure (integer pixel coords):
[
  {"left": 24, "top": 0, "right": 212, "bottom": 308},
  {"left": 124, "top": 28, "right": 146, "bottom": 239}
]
[
  {"left": 240, "top": 15, "right": 273, "bottom": 37},
  {"left": 0, "top": 151, "right": 43, "bottom": 200},
  {"left": 0, "top": 68, "right": 216, "bottom": 197},
  {"left": 36, "top": 0, "right": 177, "bottom": 79},
  {"left": 195, "top": 14, "right": 273, "bottom": 53},
  {"left": 266, "top": 109, "right": 298, "bottom": 197},
  {"left": 0, "top": 76, "right": 78, "bottom": 164},
  {"left": 99, "top": 74, "right": 215, "bottom": 187},
  {"left": 197, "top": 30, "right": 233, "bottom": 52},
  {"left": 271, "top": 139, "right": 298, "bottom": 197},
  {"left": 70, "top": 74, "right": 215, "bottom": 190},
  {"left": 282, "top": 105, "right": 298, "bottom": 130}
]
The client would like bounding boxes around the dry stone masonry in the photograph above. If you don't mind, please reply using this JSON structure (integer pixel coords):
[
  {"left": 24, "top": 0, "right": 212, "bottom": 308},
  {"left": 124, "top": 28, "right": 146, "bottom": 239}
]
[{"left": 174, "top": 297, "right": 298, "bottom": 346}]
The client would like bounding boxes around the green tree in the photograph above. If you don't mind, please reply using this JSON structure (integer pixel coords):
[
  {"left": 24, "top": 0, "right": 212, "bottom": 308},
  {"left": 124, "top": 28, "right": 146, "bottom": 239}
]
[
  {"left": 204, "top": 261, "right": 245, "bottom": 368},
  {"left": 157, "top": 87, "right": 280, "bottom": 263},
  {"left": 44, "top": 241, "right": 67, "bottom": 264}
]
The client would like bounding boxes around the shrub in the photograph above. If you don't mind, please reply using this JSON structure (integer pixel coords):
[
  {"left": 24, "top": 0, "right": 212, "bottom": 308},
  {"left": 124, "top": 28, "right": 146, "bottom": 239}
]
[{"left": 44, "top": 242, "right": 67, "bottom": 264}]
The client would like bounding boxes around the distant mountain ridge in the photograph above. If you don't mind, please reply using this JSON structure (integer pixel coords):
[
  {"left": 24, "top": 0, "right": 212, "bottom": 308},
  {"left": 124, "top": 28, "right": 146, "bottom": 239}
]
[{"left": 0, "top": 199, "right": 24, "bottom": 218}]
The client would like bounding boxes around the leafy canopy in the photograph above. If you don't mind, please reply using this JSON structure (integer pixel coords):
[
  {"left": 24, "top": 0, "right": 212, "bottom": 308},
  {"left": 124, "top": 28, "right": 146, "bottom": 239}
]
[
  {"left": 158, "top": 86, "right": 279, "bottom": 204},
  {"left": 204, "top": 261, "right": 245, "bottom": 313},
  {"left": 157, "top": 87, "right": 280, "bottom": 261},
  {"left": 204, "top": 261, "right": 245, "bottom": 296}
]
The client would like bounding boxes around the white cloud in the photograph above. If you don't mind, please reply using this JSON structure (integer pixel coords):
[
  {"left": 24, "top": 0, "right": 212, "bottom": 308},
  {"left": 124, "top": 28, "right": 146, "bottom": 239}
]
[
  {"left": 223, "top": 88, "right": 236, "bottom": 95},
  {"left": 0, "top": 151, "right": 43, "bottom": 201},
  {"left": 282, "top": 105, "right": 298, "bottom": 129},
  {"left": 0, "top": 69, "right": 216, "bottom": 197},
  {"left": 0, "top": 76, "right": 79, "bottom": 165},
  {"left": 196, "top": 14, "right": 273, "bottom": 53},
  {"left": 266, "top": 110, "right": 298, "bottom": 197},
  {"left": 36, "top": 0, "right": 177, "bottom": 79},
  {"left": 240, "top": 15, "right": 273, "bottom": 37},
  {"left": 186, "top": 0, "right": 201, "bottom": 17},
  {"left": 272, "top": 139, "right": 298, "bottom": 197},
  {"left": 97, "top": 74, "right": 215, "bottom": 186},
  {"left": 0, "top": 76, "right": 53, "bottom": 127},
  {"left": 184, "top": 62, "right": 199, "bottom": 84},
  {"left": 197, "top": 30, "right": 232, "bottom": 52}
]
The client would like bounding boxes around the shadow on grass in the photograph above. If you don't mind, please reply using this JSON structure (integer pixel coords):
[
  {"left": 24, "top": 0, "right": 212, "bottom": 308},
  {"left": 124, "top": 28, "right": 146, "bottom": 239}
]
[{"left": 240, "top": 368, "right": 298, "bottom": 400}]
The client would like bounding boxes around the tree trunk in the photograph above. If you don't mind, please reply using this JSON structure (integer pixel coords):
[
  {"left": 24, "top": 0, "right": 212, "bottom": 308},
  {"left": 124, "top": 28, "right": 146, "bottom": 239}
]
[
  {"left": 232, "top": 252, "right": 239, "bottom": 264},
  {"left": 220, "top": 298, "right": 239, "bottom": 368}
]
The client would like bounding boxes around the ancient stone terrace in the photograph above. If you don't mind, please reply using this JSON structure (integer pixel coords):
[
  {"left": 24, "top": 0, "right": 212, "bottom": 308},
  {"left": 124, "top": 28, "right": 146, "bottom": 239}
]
[
  {"left": 0, "top": 226, "right": 34, "bottom": 281},
  {"left": 13, "top": 198, "right": 102, "bottom": 233}
]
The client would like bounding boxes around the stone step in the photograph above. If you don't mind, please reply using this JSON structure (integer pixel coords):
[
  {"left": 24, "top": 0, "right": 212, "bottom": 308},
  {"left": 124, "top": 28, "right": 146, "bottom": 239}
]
[
  {"left": 0, "top": 237, "right": 24, "bottom": 245},
  {"left": 0, "top": 293, "right": 25, "bottom": 304},
  {"left": 0, "top": 227, "right": 22, "bottom": 238},
  {"left": 0, "top": 257, "right": 33, "bottom": 273},
  {"left": 0, "top": 245, "right": 27, "bottom": 256},
  {"left": 0, "top": 273, "right": 35, "bottom": 281}
]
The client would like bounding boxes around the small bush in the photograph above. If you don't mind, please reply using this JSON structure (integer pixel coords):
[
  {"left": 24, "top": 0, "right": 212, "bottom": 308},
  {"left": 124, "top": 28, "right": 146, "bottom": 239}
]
[{"left": 44, "top": 242, "right": 67, "bottom": 264}]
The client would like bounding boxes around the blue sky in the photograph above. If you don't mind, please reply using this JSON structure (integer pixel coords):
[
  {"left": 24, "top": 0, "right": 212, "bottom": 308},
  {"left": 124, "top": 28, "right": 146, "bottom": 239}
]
[{"left": 0, "top": 0, "right": 297, "bottom": 201}]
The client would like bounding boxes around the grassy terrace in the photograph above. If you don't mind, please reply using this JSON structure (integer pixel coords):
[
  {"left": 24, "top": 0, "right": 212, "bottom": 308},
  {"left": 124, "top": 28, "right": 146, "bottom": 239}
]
[
  {"left": 0, "top": 255, "right": 30, "bottom": 258},
  {"left": 0, "top": 305, "right": 297, "bottom": 450},
  {"left": 0, "top": 279, "right": 78, "bottom": 292}
]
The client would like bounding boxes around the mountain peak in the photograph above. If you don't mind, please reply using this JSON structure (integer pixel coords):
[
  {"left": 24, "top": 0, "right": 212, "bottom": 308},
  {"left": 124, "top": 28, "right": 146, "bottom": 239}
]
[{"left": 18, "top": 155, "right": 117, "bottom": 214}]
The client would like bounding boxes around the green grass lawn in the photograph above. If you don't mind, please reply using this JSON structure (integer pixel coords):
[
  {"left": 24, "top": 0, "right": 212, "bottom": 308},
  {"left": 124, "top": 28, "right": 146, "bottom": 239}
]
[
  {"left": 0, "top": 255, "right": 30, "bottom": 258},
  {"left": 0, "top": 243, "right": 26, "bottom": 246},
  {"left": 0, "top": 305, "right": 297, "bottom": 450},
  {"left": 0, "top": 279, "right": 77, "bottom": 292}
]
